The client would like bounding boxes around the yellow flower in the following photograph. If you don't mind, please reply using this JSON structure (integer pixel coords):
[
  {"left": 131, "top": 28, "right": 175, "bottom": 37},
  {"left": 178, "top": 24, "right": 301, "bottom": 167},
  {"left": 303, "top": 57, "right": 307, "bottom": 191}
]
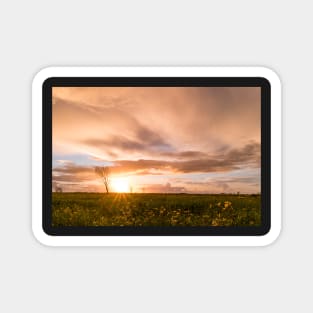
[{"left": 224, "top": 201, "right": 231, "bottom": 208}]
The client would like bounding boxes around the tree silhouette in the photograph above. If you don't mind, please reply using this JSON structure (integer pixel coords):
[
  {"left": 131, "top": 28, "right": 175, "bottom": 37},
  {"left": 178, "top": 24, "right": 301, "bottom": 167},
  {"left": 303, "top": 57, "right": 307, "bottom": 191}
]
[{"left": 95, "top": 166, "right": 110, "bottom": 193}]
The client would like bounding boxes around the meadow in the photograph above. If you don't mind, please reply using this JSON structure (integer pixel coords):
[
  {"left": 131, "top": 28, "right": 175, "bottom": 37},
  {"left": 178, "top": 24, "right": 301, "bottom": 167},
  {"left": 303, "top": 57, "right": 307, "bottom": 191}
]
[{"left": 52, "top": 193, "right": 261, "bottom": 227}]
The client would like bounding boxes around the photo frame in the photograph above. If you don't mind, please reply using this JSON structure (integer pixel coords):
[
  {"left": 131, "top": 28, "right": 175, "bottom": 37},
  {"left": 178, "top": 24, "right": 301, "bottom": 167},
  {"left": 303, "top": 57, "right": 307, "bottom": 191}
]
[{"left": 32, "top": 67, "right": 281, "bottom": 246}]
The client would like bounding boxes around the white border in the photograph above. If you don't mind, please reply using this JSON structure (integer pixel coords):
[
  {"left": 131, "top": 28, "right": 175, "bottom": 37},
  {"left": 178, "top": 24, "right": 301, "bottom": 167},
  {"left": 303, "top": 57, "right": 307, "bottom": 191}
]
[{"left": 32, "top": 67, "right": 281, "bottom": 246}]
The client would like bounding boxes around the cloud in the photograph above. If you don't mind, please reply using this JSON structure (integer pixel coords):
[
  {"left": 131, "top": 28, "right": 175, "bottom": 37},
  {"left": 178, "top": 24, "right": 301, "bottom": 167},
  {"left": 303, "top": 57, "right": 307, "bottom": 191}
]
[
  {"left": 223, "top": 141, "right": 260, "bottom": 166},
  {"left": 172, "top": 174, "right": 260, "bottom": 194},
  {"left": 52, "top": 164, "right": 96, "bottom": 189},
  {"left": 83, "top": 131, "right": 172, "bottom": 156},
  {"left": 53, "top": 95, "right": 174, "bottom": 158},
  {"left": 53, "top": 164, "right": 91, "bottom": 174},
  {"left": 53, "top": 142, "right": 260, "bottom": 179},
  {"left": 139, "top": 183, "right": 186, "bottom": 193},
  {"left": 109, "top": 142, "right": 260, "bottom": 174},
  {"left": 160, "top": 150, "right": 209, "bottom": 159},
  {"left": 180, "top": 176, "right": 260, "bottom": 186},
  {"left": 52, "top": 87, "right": 261, "bottom": 157},
  {"left": 52, "top": 86, "right": 261, "bottom": 193}
]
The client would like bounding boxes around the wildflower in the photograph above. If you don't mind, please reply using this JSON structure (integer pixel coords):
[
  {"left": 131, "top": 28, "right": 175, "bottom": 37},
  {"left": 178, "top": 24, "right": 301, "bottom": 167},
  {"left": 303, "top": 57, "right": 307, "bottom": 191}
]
[
  {"left": 212, "top": 219, "right": 219, "bottom": 226},
  {"left": 223, "top": 201, "right": 232, "bottom": 209}
]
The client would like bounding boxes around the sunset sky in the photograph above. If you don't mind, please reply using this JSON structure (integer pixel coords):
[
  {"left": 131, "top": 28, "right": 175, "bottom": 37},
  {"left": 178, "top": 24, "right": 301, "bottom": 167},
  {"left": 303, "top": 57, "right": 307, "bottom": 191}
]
[{"left": 52, "top": 86, "right": 261, "bottom": 194}]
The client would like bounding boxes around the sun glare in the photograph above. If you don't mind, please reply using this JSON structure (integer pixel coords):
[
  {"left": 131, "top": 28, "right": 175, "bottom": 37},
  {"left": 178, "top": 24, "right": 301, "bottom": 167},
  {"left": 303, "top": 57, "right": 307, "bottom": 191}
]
[{"left": 111, "top": 177, "right": 130, "bottom": 193}]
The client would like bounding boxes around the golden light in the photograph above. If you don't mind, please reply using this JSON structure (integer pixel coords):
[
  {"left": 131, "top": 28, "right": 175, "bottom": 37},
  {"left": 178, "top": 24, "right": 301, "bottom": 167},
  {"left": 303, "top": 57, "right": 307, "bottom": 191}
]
[{"left": 111, "top": 177, "right": 130, "bottom": 193}]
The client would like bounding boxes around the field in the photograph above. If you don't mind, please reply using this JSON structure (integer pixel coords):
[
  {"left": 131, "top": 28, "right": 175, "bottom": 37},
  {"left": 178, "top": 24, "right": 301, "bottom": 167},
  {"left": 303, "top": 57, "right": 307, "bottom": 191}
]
[{"left": 52, "top": 193, "right": 261, "bottom": 227}]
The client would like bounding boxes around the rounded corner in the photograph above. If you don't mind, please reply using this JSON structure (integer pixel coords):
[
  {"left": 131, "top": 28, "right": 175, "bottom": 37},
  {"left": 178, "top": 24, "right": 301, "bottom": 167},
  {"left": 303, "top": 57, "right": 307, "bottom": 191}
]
[
  {"left": 259, "top": 224, "right": 282, "bottom": 247},
  {"left": 31, "top": 224, "right": 54, "bottom": 247},
  {"left": 32, "top": 67, "right": 58, "bottom": 90},
  {"left": 256, "top": 66, "right": 282, "bottom": 89}
]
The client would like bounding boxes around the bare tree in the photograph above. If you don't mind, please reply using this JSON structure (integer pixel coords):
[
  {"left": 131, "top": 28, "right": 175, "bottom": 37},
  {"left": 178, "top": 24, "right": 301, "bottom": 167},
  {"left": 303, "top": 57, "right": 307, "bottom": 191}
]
[{"left": 95, "top": 166, "right": 110, "bottom": 193}]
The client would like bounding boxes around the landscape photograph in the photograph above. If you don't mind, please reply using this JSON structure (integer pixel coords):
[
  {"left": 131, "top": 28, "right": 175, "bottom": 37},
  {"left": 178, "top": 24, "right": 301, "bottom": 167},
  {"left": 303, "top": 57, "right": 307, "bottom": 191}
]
[{"left": 52, "top": 86, "right": 261, "bottom": 227}]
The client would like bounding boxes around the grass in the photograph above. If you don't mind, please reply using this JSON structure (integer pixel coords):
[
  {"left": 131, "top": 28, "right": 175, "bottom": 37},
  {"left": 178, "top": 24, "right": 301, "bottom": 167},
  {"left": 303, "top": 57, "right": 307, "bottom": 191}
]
[{"left": 52, "top": 192, "right": 261, "bottom": 227}]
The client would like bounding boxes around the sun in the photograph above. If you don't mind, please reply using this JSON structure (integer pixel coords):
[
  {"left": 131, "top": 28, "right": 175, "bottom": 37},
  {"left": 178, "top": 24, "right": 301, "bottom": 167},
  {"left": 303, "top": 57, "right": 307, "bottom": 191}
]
[{"left": 111, "top": 177, "right": 130, "bottom": 193}]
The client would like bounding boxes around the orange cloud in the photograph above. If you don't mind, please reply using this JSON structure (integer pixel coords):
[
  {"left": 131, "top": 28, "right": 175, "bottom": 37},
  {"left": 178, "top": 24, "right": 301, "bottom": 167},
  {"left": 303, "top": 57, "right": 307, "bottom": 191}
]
[{"left": 52, "top": 86, "right": 261, "bottom": 193}]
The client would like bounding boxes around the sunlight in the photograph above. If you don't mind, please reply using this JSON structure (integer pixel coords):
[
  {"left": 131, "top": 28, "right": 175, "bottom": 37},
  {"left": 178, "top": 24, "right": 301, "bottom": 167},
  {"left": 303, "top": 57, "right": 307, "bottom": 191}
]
[{"left": 111, "top": 177, "right": 130, "bottom": 193}]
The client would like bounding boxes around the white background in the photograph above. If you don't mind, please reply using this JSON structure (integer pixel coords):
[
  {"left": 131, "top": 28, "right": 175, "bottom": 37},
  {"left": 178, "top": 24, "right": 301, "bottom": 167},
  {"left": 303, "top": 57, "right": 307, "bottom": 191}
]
[{"left": 0, "top": 0, "right": 310, "bottom": 312}]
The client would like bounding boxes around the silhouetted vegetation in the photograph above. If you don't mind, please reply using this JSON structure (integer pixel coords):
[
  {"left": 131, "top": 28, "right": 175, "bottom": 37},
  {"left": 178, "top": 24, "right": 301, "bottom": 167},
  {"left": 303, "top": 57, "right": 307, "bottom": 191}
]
[{"left": 52, "top": 193, "right": 261, "bottom": 227}]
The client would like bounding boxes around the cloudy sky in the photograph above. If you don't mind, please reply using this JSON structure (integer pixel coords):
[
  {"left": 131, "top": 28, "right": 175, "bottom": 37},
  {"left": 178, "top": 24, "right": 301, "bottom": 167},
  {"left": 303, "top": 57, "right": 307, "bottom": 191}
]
[{"left": 52, "top": 86, "right": 261, "bottom": 193}]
